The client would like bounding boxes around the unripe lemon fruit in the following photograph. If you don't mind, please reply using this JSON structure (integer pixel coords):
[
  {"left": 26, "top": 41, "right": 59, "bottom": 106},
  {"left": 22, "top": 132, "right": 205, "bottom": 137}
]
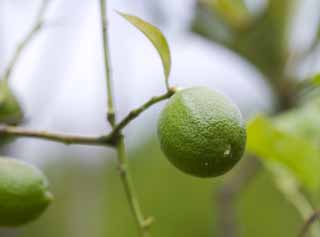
[
  {"left": 0, "top": 80, "right": 24, "bottom": 125},
  {"left": 0, "top": 80, "right": 24, "bottom": 145},
  {"left": 158, "top": 87, "right": 246, "bottom": 177},
  {"left": 0, "top": 158, "right": 53, "bottom": 226}
]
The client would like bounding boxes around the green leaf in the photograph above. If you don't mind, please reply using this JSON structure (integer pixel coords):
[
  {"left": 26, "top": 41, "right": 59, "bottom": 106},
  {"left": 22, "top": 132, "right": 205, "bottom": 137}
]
[
  {"left": 311, "top": 73, "right": 320, "bottom": 86},
  {"left": 274, "top": 100, "right": 320, "bottom": 145},
  {"left": 247, "top": 115, "right": 320, "bottom": 191},
  {"left": 117, "top": 11, "right": 171, "bottom": 87},
  {"left": 301, "top": 73, "right": 320, "bottom": 87},
  {"left": 209, "top": 0, "right": 251, "bottom": 30}
]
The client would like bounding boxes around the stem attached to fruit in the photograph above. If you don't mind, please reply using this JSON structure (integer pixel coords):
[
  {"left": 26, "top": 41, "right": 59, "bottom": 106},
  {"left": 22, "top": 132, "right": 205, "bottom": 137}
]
[
  {"left": 0, "top": 87, "right": 174, "bottom": 147},
  {"left": 109, "top": 88, "right": 175, "bottom": 138},
  {"left": 99, "top": 1, "right": 153, "bottom": 236},
  {"left": 0, "top": 0, "right": 51, "bottom": 82},
  {"left": 0, "top": 1, "right": 174, "bottom": 232}
]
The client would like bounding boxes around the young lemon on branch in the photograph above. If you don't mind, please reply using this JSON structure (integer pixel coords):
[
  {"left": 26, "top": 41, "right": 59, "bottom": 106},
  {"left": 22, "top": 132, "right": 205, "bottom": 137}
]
[
  {"left": 158, "top": 87, "right": 246, "bottom": 177},
  {"left": 0, "top": 80, "right": 23, "bottom": 125},
  {"left": 0, "top": 80, "right": 24, "bottom": 145},
  {"left": 0, "top": 158, "right": 53, "bottom": 226}
]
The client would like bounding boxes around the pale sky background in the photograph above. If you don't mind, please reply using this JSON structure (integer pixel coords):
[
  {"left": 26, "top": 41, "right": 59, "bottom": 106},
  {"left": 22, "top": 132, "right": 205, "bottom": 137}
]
[{"left": 1, "top": 0, "right": 319, "bottom": 165}]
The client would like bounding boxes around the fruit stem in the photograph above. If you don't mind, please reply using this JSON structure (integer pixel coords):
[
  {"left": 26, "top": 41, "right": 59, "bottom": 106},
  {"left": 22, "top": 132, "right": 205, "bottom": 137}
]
[
  {"left": 109, "top": 88, "right": 176, "bottom": 138},
  {"left": 0, "top": 86, "right": 174, "bottom": 147},
  {"left": 0, "top": 0, "right": 51, "bottom": 83}
]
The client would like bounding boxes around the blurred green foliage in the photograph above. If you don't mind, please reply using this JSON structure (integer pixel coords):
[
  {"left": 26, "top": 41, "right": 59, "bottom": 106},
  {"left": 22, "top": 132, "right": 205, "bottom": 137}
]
[
  {"left": 19, "top": 138, "right": 301, "bottom": 237},
  {"left": 247, "top": 115, "right": 320, "bottom": 191},
  {"left": 194, "top": 0, "right": 291, "bottom": 81},
  {"left": 4, "top": 0, "right": 320, "bottom": 236}
]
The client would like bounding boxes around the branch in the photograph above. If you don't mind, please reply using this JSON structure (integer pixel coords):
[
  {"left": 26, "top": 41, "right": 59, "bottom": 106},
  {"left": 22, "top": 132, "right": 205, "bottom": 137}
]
[
  {"left": 216, "top": 157, "right": 260, "bottom": 237},
  {"left": 99, "top": 0, "right": 115, "bottom": 126},
  {"left": 99, "top": 1, "right": 153, "bottom": 236},
  {"left": 0, "top": 125, "right": 112, "bottom": 147},
  {"left": 116, "top": 135, "right": 154, "bottom": 236},
  {"left": 298, "top": 209, "right": 320, "bottom": 237},
  {"left": 109, "top": 88, "right": 176, "bottom": 138},
  {"left": 1, "top": 0, "right": 51, "bottom": 82},
  {"left": 0, "top": 88, "right": 175, "bottom": 147},
  {"left": 272, "top": 167, "right": 320, "bottom": 237}
]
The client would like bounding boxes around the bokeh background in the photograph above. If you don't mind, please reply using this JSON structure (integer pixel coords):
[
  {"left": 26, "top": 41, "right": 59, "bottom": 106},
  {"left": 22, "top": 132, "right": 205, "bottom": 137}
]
[{"left": 1, "top": 0, "right": 320, "bottom": 236}]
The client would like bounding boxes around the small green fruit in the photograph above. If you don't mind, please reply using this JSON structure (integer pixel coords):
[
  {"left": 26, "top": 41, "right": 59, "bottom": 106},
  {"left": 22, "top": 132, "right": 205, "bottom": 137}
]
[
  {"left": 158, "top": 87, "right": 246, "bottom": 177},
  {"left": 0, "top": 80, "right": 24, "bottom": 125},
  {"left": 0, "top": 158, "right": 53, "bottom": 226}
]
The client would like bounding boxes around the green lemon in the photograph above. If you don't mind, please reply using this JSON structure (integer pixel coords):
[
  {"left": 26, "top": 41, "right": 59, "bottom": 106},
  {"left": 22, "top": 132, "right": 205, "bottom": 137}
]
[
  {"left": 0, "top": 158, "right": 53, "bottom": 226},
  {"left": 0, "top": 80, "right": 24, "bottom": 125},
  {"left": 157, "top": 87, "right": 246, "bottom": 177}
]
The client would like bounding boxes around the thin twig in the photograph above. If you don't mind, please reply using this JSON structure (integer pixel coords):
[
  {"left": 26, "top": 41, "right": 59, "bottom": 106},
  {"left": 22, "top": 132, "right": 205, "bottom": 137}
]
[
  {"left": 116, "top": 135, "right": 154, "bottom": 237},
  {"left": 0, "top": 125, "right": 112, "bottom": 146},
  {"left": 109, "top": 88, "right": 175, "bottom": 138},
  {"left": 99, "top": 0, "right": 153, "bottom": 236},
  {"left": 1, "top": 0, "right": 51, "bottom": 82},
  {"left": 271, "top": 165, "right": 320, "bottom": 237},
  {"left": 0, "top": 88, "right": 174, "bottom": 147},
  {"left": 216, "top": 157, "right": 261, "bottom": 237},
  {"left": 99, "top": 0, "right": 115, "bottom": 126},
  {"left": 298, "top": 209, "right": 320, "bottom": 237}
]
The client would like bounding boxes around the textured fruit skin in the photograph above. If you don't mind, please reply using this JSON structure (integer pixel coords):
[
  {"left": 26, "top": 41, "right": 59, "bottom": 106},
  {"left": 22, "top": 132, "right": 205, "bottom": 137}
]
[
  {"left": 158, "top": 87, "right": 246, "bottom": 177},
  {"left": 0, "top": 158, "right": 53, "bottom": 226}
]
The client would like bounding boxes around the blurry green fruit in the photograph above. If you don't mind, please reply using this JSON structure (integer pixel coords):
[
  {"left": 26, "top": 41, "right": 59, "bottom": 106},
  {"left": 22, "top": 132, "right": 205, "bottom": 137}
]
[
  {"left": 158, "top": 87, "right": 246, "bottom": 177},
  {"left": 0, "top": 158, "right": 53, "bottom": 227},
  {"left": 0, "top": 80, "right": 24, "bottom": 125}
]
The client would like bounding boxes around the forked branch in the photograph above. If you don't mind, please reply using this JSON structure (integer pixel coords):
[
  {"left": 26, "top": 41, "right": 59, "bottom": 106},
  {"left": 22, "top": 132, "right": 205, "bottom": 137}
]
[
  {"left": 109, "top": 88, "right": 175, "bottom": 138},
  {"left": 0, "top": 89, "right": 175, "bottom": 147},
  {"left": 99, "top": 0, "right": 154, "bottom": 236}
]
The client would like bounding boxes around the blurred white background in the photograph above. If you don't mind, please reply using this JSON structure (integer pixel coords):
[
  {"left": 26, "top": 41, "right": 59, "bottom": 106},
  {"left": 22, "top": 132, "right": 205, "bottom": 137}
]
[{"left": 0, "top": 0, "right": 275, "bottom": 165}]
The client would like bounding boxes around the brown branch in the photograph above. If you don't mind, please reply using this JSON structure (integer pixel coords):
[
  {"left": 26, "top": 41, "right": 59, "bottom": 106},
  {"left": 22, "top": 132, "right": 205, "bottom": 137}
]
[
  {"left": 298, "top": 209, "right": 320, "bottom": 237},
  {"left": 0, "top": 125, "right": 113, "bottom": 147}
]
